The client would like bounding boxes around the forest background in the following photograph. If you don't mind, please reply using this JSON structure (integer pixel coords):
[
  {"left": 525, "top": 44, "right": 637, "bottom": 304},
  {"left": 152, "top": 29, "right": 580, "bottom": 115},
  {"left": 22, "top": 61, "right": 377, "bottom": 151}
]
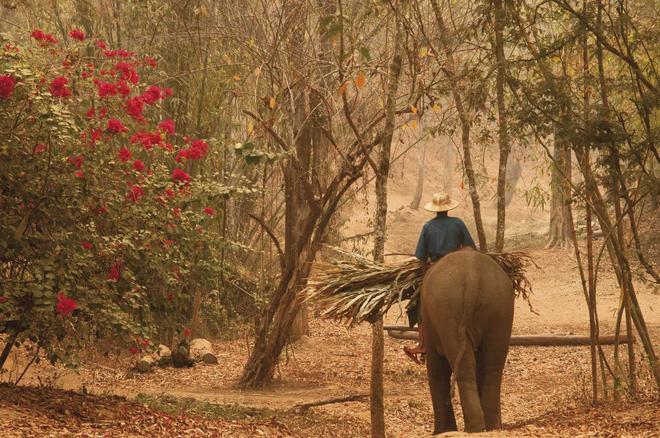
[{"left": 0, "top": 0, "right": 657, "bottom": 436}]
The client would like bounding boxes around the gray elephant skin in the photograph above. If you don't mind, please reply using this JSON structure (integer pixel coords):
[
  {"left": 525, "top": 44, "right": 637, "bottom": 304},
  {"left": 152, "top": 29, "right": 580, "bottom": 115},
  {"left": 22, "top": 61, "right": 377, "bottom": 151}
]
[{"left": 421, "top": 247, "right": 514, "bottom": 434}]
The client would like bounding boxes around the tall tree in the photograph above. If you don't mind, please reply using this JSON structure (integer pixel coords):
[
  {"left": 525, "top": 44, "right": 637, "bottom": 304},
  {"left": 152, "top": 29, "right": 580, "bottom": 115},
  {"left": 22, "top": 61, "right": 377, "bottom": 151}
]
[{"left": 492, "top": 0, "right": 511, "bottom": 252}]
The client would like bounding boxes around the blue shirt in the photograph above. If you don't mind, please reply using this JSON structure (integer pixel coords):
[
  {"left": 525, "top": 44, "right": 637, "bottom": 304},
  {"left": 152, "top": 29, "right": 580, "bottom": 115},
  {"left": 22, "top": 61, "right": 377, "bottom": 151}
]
[{"left": 414, "top": 214, "right": 476, "bottom": 262}]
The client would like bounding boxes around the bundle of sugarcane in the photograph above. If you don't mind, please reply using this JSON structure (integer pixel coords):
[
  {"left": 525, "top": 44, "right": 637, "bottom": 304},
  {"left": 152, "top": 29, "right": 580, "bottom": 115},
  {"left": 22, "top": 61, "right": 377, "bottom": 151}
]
[{"left": 304, "top": 249, "right": 535, "bottom": 327}]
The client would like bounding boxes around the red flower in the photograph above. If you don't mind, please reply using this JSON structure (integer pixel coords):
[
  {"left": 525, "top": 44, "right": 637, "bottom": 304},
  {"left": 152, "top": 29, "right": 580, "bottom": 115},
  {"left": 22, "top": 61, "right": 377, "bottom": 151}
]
[
  {"left": 49, "top": 77, "right": 71, "bottom": 98},
  {"left": 0, "top": 75, "right": 16, "bottom": 99},
  {"left": 141, "top": 85, "right": 163, "bottom": 105},
  {"left": 166, "top": 291, "right": 174, "bottom": 303},
  {"left": 104, "top": 49, "right": 133, "bottom": 58},
  {"left": 67, "top": 154, "right": 84, "bottom": 169},
  {"left": 107, "top": 260, "right": 122, "bottom": 281},
  {"left": 172, "top": 207, "right": 181, "bottom": 218},
  {"left": 114, "top": 62, "right": 139, "bottom": 84},
  {"left": 127, "top": 185, "right": 144, "bottom": 202},
  {"left": 116, "top": 80, "right": 131, "bottom": 96},
  {"left": 81, "top": 241, "right": 93, "bottom": 250},
  {"left": 125, "top": 96, "right": 144, "bottom": 122},
  {"left": 107, "top": 118, "right": 128, "bottom": 134},
  {"left": 130, "top": 131, "right": 162, "bottom": 150},
  {"left": 132, "top": 160, "right": 145, "bottom": 172},
  {"left": 128, "top": 346, "right": 139, "bottom": 355},
  {"left": 144, "top": 56, "right": 158, "bottom": 68},
  {"left": 171, "top": 168, "right": 190, "bottom": 183},
  {"left": 203, "top": 207, "right": 215, "bottom": 216},
  {"left": 165, "top": 188, "right": 175, "bottom": 199},
  {"left": 183, "top": 327, "right": 192, "bottom": 338},
  {"left": 33, "top": 143, "right": 47, "bottom": 154},
  {"left": 158, "top": 119, "right": 175, "bottom": 135},
  {"left": 75, "top": 170, "right": 85, "bottom": 178},
  {"left": 56, "top": 292, "right": 77, "bottom": 317},
  {"left": 69, "top": 29, "right": 85, "bottom": 41},
  {"left": 0, "top": 296, "right": 7, "bottom": 304},
  {"left": 85, "top": 107, "right": 96, "bottom": 119},
  {"left": 96, "top": 80, "right": 117, "bottom": 97},
  {"left": 118, "top": 147, "right": 132, "bottom": 162},
  {"left": 31, "top": 29, "right": 58, "bottom": 45},
  {"left": 141, "top": 338, "right": 150, "bottom": 347},
  {"left": 89, "top": 128, "right": 103, "bottom": 145},
  {"left": 96, "top": 40, "right": 107, "bottom": 49}
]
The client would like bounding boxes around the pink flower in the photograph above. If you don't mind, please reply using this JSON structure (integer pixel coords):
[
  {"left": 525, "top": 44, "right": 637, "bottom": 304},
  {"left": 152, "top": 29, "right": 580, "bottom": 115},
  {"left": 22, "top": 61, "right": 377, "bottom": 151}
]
[
  {"left": 107, "top": 118, "right": 128, "bottom": 134},
  {"left": 158, "top": 119, "right": 175, "bottom": 135},
  {"left": 0, "top": 296, "right": 7, "bottom": 304},
  {"left": 69, "top": 29, "right": 85, "bottom": 41},
  {"left": 127, "top": 185, "right": 144, "bottom": 202},
  {"left": 107, "top": 260, "right": 122, "bottom": 281},
  {"left": 81, "top": 241, "right": 93, "bottom": 250},
  {"left": 171, "top": 168, "right": 190, "bottom": 183},
  {"left": 132, "top": 160, "right": 145, "bottom": 172},
  {"left": 203, "top": 207, "right": 215, "bottom": 216},
  {"left": 33, "top": 143, "right": 47, "bottom": 154},
  {"left": 0, "top": 75, "right": 16, "bottom": 99},
  {"left": 49, "top": 77, "right": 71, "bottom": 98},
  {"left": 56, "top": 292, "right": 77, "bottom": 317}
]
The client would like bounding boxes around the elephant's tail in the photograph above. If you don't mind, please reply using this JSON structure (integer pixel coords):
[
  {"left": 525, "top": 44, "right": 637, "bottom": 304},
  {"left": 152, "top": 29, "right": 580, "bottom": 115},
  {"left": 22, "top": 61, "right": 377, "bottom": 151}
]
[{"left": 449, "top": 274, "right": 478, "bottom": 396}]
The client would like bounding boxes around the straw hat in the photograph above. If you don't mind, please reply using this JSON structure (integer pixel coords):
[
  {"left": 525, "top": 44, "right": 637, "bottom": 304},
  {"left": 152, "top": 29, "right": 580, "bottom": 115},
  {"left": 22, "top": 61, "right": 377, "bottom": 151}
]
[{"left": 424, "top": 192, "right": 459, "bottom": 212}]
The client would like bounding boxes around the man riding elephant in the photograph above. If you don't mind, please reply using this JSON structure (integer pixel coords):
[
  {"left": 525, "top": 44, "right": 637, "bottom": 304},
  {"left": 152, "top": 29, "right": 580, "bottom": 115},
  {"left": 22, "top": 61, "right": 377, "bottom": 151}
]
[
  {"left": 404, "top": 192, "right": 476, "bottom": 364},
  {"left": 407, "top": 193, "right": 515, "bottom": 433}
]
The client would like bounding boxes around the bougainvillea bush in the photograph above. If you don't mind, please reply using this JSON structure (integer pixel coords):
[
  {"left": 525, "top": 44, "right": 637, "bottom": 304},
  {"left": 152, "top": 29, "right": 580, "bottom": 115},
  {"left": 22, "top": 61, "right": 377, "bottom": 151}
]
[{"left": 0, "top": 29, "right": 245, "bottom": 365}]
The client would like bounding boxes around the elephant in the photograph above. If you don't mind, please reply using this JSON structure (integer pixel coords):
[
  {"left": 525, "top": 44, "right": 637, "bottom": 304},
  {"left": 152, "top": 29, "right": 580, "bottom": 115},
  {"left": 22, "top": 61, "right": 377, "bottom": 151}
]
[{"left": 420, "top": 247, "right": 514, "bottom": 434}]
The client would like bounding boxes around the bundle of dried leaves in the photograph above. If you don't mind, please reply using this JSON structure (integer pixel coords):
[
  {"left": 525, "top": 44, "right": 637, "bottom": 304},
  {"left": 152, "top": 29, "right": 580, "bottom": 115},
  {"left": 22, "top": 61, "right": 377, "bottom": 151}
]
[{"left": 304, "top": 249, "right": 535, "bottom": 326}]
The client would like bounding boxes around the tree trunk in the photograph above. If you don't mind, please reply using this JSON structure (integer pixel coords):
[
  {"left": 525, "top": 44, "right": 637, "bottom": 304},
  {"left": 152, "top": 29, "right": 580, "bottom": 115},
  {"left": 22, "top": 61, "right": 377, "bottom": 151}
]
[
  {"left": 370, "top": 11, "right": 403, "bottom": 437},
  {"left": 409, "top": 143, "right": 426, "bottom": 210},
  {"left": 429, "top": 0, "right": 488, "bottom": 250},
  {"left": 546, "top": 130, "right": 572, "bottom": 248},
  {"left": 493, "top": 0, "right": 511, "bottom": 252}
]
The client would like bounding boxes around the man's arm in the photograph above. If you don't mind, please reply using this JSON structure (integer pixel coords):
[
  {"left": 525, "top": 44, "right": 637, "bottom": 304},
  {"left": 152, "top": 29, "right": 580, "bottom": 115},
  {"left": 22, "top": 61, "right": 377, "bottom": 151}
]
[
  {"left": 414, "top": 226, "right": 429, "bottom": 272},
  {"left": 461, "top": 221, "right": 477, "bottom": 249}
]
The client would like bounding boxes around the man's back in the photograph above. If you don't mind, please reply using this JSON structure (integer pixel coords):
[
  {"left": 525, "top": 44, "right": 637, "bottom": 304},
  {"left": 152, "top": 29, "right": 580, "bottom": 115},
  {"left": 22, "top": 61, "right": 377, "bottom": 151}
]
[{"left": 415, "top": 214, "right": 475, "bottom": 262}]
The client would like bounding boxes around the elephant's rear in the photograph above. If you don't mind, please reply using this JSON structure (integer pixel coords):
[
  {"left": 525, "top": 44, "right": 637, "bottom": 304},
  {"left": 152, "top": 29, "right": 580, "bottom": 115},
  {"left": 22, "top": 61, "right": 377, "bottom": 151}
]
[{"left": 421, "top": 247, "right": 515, "bottom": 352}]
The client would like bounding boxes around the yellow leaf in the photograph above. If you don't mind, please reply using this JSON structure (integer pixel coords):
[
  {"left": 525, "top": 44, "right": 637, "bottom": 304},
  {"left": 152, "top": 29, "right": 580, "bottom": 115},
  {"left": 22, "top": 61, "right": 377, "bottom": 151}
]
[
  {"left": 411, "top": 120, "right": 418, "bottom": 129},
  {"left": 355, "top": 71, "right": 366, "bottom": 89},
  {"left": 233, "top": 75, "right": 241, "bottom": 82},
  {"left": 410, "top": 105, "right": 417, "bottom": 114},
  {"left": 269, "top": 97, "right": 276, "bottom": 109},
  {"left": 247, "top": 121, "right": 254, "bottom": 135},
  {"left": 419, "top": 47, "right": 428, "bottom": 58},
  {"left": 432, "top": 103, "right": 441, "bottom": 113}
]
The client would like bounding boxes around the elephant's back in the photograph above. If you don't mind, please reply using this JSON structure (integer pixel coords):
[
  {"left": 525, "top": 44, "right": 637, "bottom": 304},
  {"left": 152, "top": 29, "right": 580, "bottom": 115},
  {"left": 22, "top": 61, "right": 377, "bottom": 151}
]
[{"left": 421, "top": 248, "right": 514, "bottom": 309}]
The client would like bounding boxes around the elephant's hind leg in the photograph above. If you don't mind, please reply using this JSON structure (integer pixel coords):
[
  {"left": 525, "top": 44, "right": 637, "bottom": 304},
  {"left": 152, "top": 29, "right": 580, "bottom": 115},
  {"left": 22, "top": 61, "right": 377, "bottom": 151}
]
[
  {"left": 476, "top": 357, "right": 504, "bottom": 430},
  {"left": 425, "top": 348, "right": 457, "bottom": 434},
  {"left": 454, "top": 346, "right": 486, "bottom": 432}
]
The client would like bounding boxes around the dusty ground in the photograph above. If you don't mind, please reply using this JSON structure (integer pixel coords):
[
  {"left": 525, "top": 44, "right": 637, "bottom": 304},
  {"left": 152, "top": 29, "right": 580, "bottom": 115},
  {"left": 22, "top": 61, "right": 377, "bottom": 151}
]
[{"left": 2, "top": 242, "right": 658, "bottom": 437}]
